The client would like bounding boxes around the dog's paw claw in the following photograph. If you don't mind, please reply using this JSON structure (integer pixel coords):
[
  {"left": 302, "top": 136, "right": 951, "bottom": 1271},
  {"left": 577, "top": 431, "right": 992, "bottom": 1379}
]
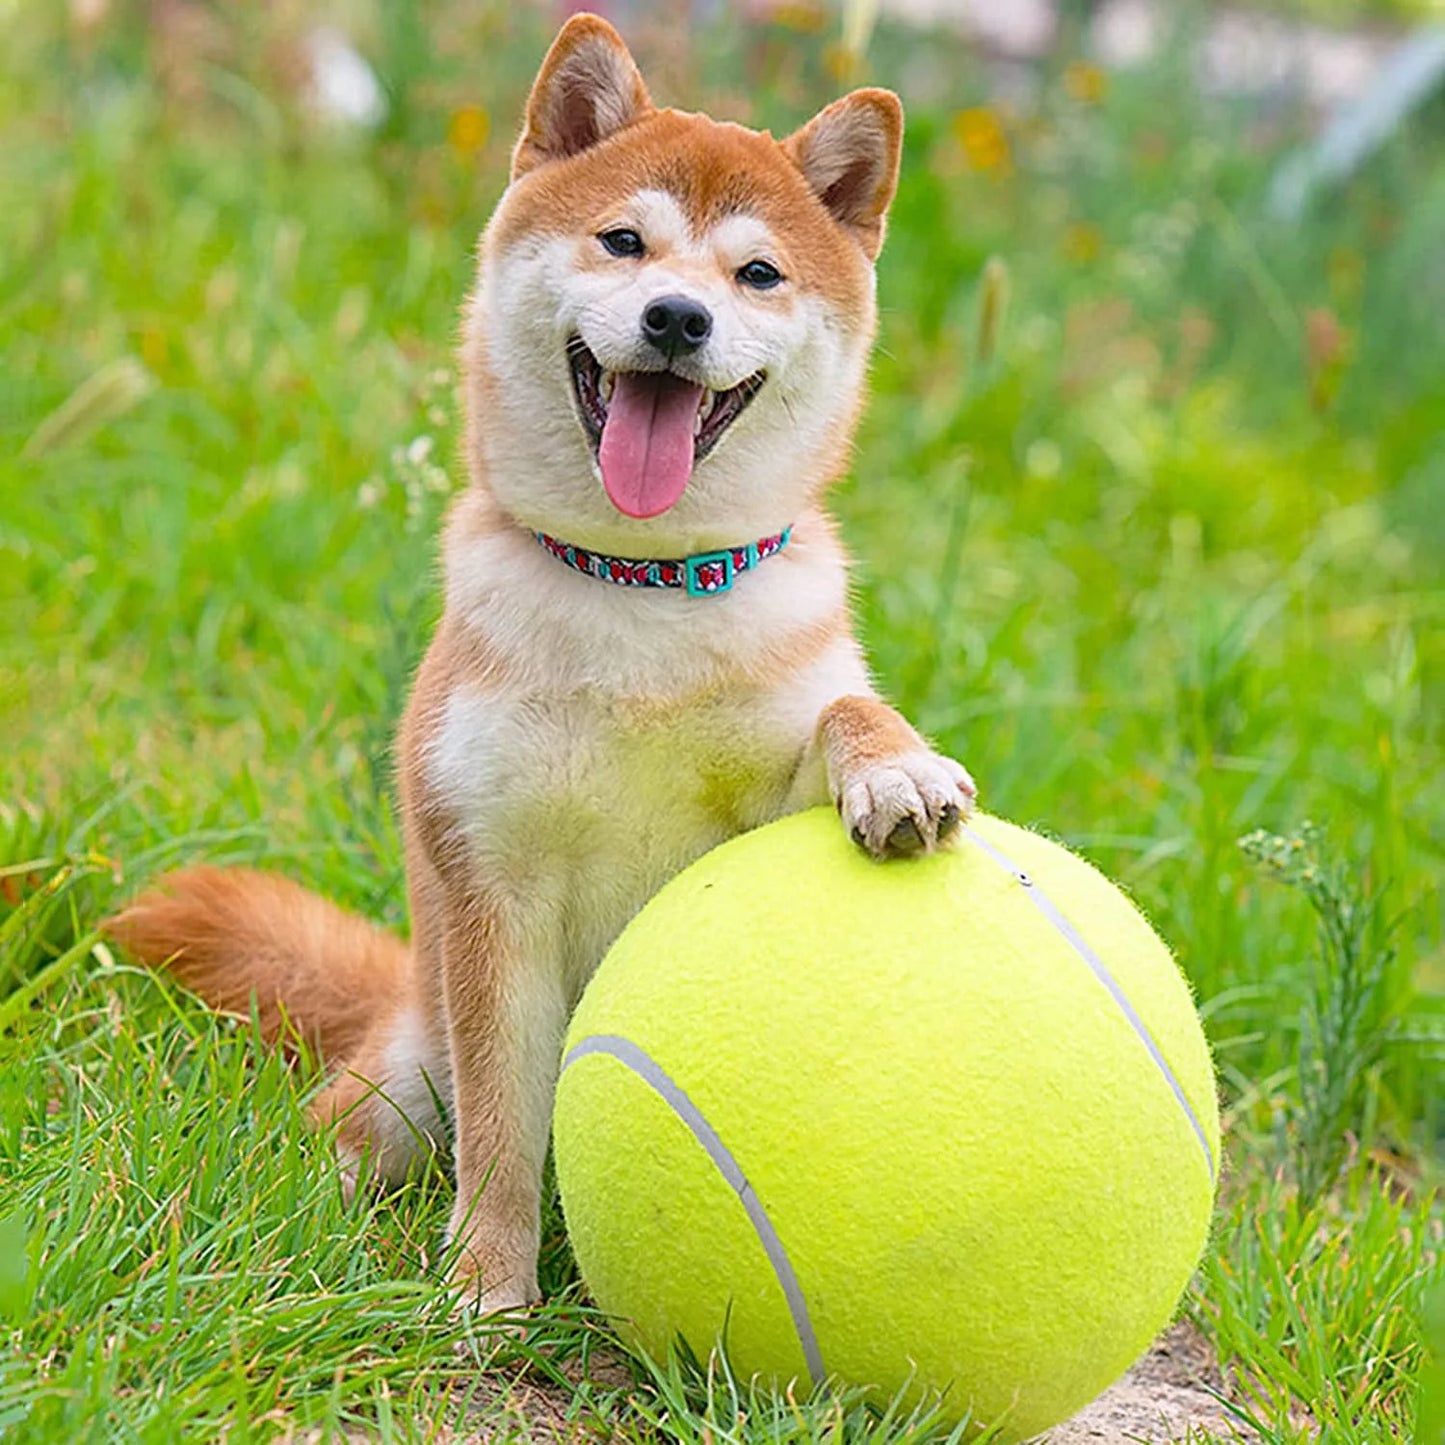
[
  {"left": 838, "top": 751, "right": 976, "bottom": 860},
  {"left": 939, "top": 800, "right": 962, "bottom": 840}
]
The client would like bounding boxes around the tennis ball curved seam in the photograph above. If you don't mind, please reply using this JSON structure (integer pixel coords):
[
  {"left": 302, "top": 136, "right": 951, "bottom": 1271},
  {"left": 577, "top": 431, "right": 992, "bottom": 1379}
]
[
  {"left": 960, "top": 826, "right": 1217, "bottom": 1182},
  {"left": 561, "top": 1032, "right": 826, "bottom": 1381}
]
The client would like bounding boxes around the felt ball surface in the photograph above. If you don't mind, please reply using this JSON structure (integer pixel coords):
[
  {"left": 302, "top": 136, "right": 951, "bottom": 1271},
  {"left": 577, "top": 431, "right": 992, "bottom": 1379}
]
[{"left": 553, "top": 809, "right": 1219, "bottom": 1440}]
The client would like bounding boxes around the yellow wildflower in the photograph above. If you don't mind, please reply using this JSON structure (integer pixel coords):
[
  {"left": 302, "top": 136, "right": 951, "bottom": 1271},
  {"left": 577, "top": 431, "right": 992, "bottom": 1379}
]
[
  {"left": 448, "top": 105, "right": 490, "bottom": 159},
  {"left": 1062, "top": 223, "right": 1102, "bottom": 264},
  {"left": 953, "top": 107, "right": 1010, "bottom": 175},
  {"left": 1064, "top": 60, "right": 1108, "bottom": 105},
  {"left": 823, "top": 41, "right": 860, "bottom": 84},
  {"left": 773, "top": 2, "right": 827, "bottom": 33}
]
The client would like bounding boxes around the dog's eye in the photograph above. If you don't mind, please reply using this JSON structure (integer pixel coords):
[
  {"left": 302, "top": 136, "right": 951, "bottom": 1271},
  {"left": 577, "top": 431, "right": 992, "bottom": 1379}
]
[
  {"left": 599, "top": 228, "right": 645, "bottom": 258},
  {"left": 737, "top": 260, "right": 783, "bottom": 290}
]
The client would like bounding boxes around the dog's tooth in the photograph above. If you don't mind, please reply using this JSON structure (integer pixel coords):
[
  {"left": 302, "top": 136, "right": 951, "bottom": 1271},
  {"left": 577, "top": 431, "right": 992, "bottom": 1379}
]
[
  {"left": 700, "top": 389, "right": 717, "bottom": 422},
  {"left": 601, "top": 372, "right": 616, "bottom": 403},
  {"left": 693, "top": 409, "right": 704, "bottom": 438}
]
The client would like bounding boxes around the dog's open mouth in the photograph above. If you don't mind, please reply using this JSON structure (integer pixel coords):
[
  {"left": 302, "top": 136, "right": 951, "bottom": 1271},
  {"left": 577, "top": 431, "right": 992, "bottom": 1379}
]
[{"left": 567, "top": 338, "right": 765, "bottom": 519}]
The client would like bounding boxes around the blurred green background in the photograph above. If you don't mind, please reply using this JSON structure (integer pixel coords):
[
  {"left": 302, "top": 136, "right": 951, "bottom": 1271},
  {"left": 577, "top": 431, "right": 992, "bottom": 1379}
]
[{"left": 1, "top": 0, "right": 1442, "bottom": 1440}]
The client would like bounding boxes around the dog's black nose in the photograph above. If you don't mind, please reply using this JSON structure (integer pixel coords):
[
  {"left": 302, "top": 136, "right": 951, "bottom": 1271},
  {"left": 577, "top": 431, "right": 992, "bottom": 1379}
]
[{"left": 641, "top": 295, "right": 713, "bottom": 355}]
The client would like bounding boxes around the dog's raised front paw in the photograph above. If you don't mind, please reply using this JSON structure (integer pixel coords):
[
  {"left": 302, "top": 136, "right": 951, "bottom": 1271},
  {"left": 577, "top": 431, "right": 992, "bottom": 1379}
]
[{"left": 837, "top": 751, "right": 976, "bottom": 859}]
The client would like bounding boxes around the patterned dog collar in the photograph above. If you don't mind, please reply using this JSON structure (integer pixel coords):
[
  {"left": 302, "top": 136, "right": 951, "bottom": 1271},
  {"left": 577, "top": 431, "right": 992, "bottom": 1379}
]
[{"left": 533, "top": 526, "right": 792, "bottom": 597}]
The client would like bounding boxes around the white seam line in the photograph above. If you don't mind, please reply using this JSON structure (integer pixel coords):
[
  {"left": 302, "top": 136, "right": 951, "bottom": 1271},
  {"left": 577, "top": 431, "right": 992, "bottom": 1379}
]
[
  {"left": 562, "top": 1033, "right": 827, "bottom": 1384},
  {"left": 962, "top": 826, "right": 1217, "bottom": 1182}
]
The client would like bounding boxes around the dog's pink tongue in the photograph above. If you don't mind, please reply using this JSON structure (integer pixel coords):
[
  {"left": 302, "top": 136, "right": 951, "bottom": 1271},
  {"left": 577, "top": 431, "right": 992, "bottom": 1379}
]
[{"left": 599, "top": 371, "right": 703, "bottom": 519}]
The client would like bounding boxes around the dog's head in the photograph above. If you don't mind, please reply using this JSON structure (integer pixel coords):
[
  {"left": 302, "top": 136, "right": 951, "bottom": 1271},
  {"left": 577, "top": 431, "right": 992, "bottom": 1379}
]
[{"left": 464, "top": 14, "right": 902, "bottom": 552}]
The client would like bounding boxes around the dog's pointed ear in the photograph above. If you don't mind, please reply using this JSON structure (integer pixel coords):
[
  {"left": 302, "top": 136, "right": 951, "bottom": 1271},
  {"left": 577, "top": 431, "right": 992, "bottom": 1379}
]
[
  {"left": 512, "top": 15, "right": 653, "bottom": 180},
  {"left": 783, "top": 89, "right": 903, "bottom": 260}
]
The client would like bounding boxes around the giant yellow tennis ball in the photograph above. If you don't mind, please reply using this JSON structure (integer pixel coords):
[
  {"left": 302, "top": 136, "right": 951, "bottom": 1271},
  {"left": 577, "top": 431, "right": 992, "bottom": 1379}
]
[{"left": 553, "top": 809, "right": 1218, "bottom": 1439}]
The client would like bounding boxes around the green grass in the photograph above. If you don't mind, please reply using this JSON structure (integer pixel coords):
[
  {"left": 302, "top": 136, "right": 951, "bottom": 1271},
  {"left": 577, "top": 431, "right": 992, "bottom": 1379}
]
[{"left": 2, "top": 2, "right": 1442, "bottom": 1440}]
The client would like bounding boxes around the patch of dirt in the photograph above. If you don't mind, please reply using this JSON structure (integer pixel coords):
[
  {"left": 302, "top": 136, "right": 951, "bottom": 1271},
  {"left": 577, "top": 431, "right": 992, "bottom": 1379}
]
[
  {"left": 444, "top": 1323, "right": 1249, "bottom": 1443},
  {"left": 1043, "top": 1323, "right": 1249, "bottom": 1444},
  {"left": 455, "top": 1347, "right": 634, "bottom": 1442}
]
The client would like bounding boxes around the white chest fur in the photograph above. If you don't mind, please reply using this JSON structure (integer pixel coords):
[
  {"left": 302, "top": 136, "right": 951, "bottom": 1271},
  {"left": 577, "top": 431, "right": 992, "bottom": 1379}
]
[{"left": 422, "top": 511, "right": 869, "bottom": 996}]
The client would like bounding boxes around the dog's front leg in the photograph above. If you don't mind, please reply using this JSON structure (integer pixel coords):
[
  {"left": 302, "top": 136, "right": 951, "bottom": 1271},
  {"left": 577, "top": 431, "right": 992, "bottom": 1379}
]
[
  {"left": 802, "top": 693, "right": 977, "bottom": 858},
  {"left": 435, "top": 886, "right": 564, "bottom": 1315}
]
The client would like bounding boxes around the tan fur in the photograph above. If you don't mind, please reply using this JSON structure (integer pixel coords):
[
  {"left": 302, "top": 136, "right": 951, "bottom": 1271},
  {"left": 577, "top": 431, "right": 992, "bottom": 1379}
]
[
  {"left": 107, "top": 868, "right": 434, "bottom": 1186},
  {"left": 109, "top": 15, "right": 976, "bottom": 1317},
  {"left": 108, "top": 868, "right": 410, "bottom": 1060},
  {"left": 818, "top": 693, "right": 928, "bottom": 772}
]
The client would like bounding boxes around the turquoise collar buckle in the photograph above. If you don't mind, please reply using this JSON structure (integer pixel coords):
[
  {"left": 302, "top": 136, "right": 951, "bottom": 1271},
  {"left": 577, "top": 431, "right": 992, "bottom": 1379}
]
[
  {"left": 685, "top": 546, "right": 748, "bottom": 596},
  {"left": 534, "top": 526, "right": 792, "bottom": 597}
]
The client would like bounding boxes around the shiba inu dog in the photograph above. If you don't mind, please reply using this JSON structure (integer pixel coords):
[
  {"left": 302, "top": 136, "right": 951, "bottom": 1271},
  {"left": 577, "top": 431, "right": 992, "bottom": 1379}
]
[{"left": 111, "top": 14, "right": 976, "bottom": 1316}]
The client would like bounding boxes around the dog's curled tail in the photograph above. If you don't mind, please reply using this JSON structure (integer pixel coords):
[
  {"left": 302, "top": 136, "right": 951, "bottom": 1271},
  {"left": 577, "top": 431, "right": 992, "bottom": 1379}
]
[{"left": 108, "top": 867, "right": 410, "bottom": 1065}]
